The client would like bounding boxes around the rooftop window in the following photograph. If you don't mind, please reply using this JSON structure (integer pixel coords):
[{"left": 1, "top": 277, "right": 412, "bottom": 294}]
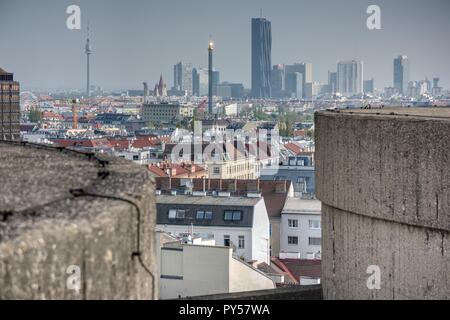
[{"left": 224, "top": 210, "right": 242, "bottom": 221}]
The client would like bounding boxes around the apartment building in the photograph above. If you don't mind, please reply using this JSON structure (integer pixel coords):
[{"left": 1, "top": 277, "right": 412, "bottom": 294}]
[
  {"left": 142, "top": 102, "right": 193, "bottom": 125},
  {"left": 156, "top": 193, "right": 270, "bottom": 263},
  {"left": 279, "top": 198, "right": 321, "bottom": 259}
]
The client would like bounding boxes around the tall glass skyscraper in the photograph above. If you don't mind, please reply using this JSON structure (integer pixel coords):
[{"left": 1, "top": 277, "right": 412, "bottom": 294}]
[
  {"left": 393, "top": 55, "right": 410, "bottom": 95},
  {"left": 251, "top": 17, "right": 272, "bottom": 98}
]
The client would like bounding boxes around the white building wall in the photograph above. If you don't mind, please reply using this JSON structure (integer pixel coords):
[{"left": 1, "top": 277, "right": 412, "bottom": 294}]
[
  {"left": 280, "top": 213, "right": 321, "bottom": 259},
  {"left": 156, "top": 224, "right": 254, "bottom": 262},
  {"left": 229, "top": 257, "right": 275, "bottom": 292},
  {"left": 251, "top": 199, "right": 271, "bottom": 264},
  {"left": 160, "top": 245, "right": 230, "bottom": 299}
]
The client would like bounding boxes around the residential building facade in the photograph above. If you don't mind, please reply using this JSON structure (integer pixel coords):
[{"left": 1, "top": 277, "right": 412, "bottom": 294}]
[
  {"left": 156, "top": 194, "right": 271, "bottom": 263},
  {"left": 280, "top": 198, "right": 321, "bottom": 259}
]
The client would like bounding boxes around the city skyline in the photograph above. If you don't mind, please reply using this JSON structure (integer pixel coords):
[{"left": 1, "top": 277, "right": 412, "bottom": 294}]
[{"left": 1, "top": 0, "right": 450, "bottom": 91}]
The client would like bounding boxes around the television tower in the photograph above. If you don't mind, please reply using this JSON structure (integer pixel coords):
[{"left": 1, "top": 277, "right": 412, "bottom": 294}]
[
  {"left": 85, "top": 24, "right": 92, "bottom": 98},
  {"left": 208, "top": 39, "right": 214, "bottom": 116}
]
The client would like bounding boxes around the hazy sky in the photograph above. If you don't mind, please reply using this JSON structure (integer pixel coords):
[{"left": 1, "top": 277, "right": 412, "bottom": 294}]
[{"left": 1, "top": 0, "right": 449, "bottom": 91}]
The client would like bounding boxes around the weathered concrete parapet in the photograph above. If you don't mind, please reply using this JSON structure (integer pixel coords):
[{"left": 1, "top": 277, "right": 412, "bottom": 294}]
[
  {"left": 0, "top": 141, "right": 158, "bottom": 299},
  {"left": 316, "top": 108, "right": 450, "bottom": 300}
]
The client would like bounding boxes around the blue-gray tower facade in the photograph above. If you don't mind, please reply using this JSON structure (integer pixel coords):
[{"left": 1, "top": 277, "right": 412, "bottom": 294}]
[{"left": 251, "top": 18, "right": 272, "bottom": 98}]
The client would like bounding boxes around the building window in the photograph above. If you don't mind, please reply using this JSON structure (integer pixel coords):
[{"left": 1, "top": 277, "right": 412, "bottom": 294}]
[
  {"left": 224, "top": 210, "right": 242, "bottom": 221},
  {"left": 309, "top": 237, "right": 321, "bottom": 246},
  {"left": 196, "top": 211, "right": 205, "bottom": 220},
  {"left": 288, "top": 219, "right": 298, "bottom": 228},
  {"left": 196, "top": 210, "right": 213, "bottom": 220},
  {"left": 168, "top": 209, "right": 177, "bottom": 219},
  {"left": 288, "top": 236, "right": 298, "bottom": 245},
  {"left": 238, "top": 236, "right": 245, "bottom": 249},
  {"left": 213, "top": 167, "right": 220, "bottom": 175},
  {"left": 309, "top": 220, "right": 321, "bottom": 230},
  {"left": 204, "top": 211, "right": 213, "bottom": 220},
  {"left": 175, "top": 210, "right": 185, "bottom": 220},
  {"left": 224, "top": 235, "right": 230, "bottom": 247}
]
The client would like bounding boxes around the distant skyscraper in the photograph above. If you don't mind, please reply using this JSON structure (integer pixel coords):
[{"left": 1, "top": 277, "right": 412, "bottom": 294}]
[
  {"left": 328, "top": 71, "right": 337, "bottom": 94},
  {"left": 0, "top": 68, "right": 20, "bottom": 141},
  {"left": 285, "top": 72, "right": 303, "bottom": 99},
  {"left": 285, "top": 63, "right": 312, "bottom": 98},
  {"left": 363, "top": 79, "right": 375, "bottom": 94},
  {"left": 337, "top": 60, "right": 363, "bottom": 96},
  {"left": 393, "top": 55, "right": 410, "bottom": 95},
  {"left": 85, "top": 25, "right": 92, "bottom": 98},
  {"left": 271, "top": 64, "right": 285, "bottom": 97},
  {"left": 251, "top": 17, "right": 272, "bottom": 98},
  {"left": 193, "top": 67, "right": 219, "bottom": 96},
  {"left": 173, "top": 62, "right": 193, "bottom": 95}
]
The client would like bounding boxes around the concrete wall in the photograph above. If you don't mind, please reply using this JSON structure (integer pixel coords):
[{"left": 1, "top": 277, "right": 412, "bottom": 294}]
[
  {"left": 0, "top": 142, "right": 158, "bottom": 299},
  {"left": 315, "top": 109, "right": 450, "bottom": 300}
]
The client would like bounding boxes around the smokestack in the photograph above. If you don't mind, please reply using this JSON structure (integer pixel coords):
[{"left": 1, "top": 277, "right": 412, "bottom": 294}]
[
  {"left": 208, "top": 39, "right": 214, "bottom": 116},
  {"left": 143, "top": 82, "right": 148, "bottom": 103}
]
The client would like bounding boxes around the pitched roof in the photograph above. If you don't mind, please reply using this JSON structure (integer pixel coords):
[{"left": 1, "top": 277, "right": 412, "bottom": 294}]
[
  {"left": 0, "top": 68, "right": 12, "bottom": 75},
  {"left": 284, "top": 142, "right": 303, "bottom": 155},
  {"left": 272, "top": 258, "right": 321, "bottom": 283},
  {"left": 52, "top": 138, "right": 113, "bottom": 149}
]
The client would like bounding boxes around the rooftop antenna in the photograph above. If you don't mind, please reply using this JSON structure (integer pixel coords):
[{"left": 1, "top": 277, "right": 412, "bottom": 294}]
[{"left": 260, "top": 8, "right": 263, "bottom": 18}]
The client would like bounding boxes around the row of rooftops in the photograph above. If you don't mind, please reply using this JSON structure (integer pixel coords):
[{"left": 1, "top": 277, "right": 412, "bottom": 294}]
[{"left": 155, "top": 177, "right": 293, "bottom": 219}]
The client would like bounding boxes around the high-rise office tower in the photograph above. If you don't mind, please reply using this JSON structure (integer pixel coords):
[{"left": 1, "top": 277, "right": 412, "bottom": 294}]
[
  {"left": 271, "top": 64, "right": 285, "bottom": 97},
  {"left": 85, "top": 26, "right": 92, "bottom": 98},
  {"left": 193, "top": 67, "right": 219, "bottom": 97},
  {"left": 173, "top": 62, "right": 193, "bottom": 95},
  {"left": 363, "top": 79, "right": 375, "bottom": 94},
  {"left": 285, "top": 72, "right": 303, "bottom": 99},
  {"left": 251, "top": 17, "right": 272, "bottom": 98},
  {"left": 337, "top": 60, "right": 363, "bottom": 96},
  {"left": 285, "top": 63, "right": 312, "bottom": 98},
  {"left": 393, "top": 55, "right": 410, "bottom": 95},
  {"left": 0, "top": 68, "right": 20, "bottom": 141},
  {"left": 328, "top": 71, "right": 337, "bottom": 94}
]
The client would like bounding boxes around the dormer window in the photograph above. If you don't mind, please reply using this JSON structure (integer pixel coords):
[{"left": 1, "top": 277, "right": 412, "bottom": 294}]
[{"left": 224, "top": 210, "right": 242, "bottom": 221}]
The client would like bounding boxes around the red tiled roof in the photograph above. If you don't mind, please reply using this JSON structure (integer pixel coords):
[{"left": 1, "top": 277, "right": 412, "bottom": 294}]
[
  {"left": 149, "top": 163, "right": 206, "bottom": 177},
  {"left": 272, "top": 258, "right": 321, "bottom": 284},
  {"left": 284, "top": 142, "right": 303, "bottom": 155},
  {"left": 148, "top": 165, "right": 169, "bottom": 177},
  {"left": 52, "top": 139, "right": 113, "bottom": 149}
]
